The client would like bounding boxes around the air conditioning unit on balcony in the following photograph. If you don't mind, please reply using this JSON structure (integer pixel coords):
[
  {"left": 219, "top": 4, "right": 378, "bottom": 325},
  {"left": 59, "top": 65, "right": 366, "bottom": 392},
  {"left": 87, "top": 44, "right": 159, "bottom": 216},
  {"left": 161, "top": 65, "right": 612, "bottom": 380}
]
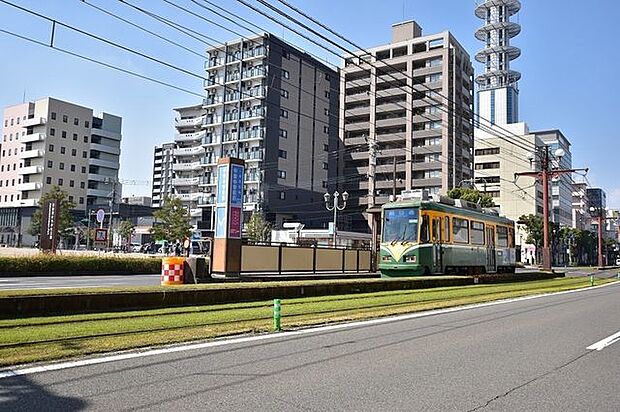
[{"left": 207, "top": 147, "right": 213, "bottom": 152}]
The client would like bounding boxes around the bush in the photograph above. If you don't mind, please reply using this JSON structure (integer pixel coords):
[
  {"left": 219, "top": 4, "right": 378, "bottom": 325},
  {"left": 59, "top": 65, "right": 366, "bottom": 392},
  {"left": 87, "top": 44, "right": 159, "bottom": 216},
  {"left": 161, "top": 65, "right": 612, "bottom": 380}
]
[{"left": 0, "top": 255, "right": 162, "bottom": 276}]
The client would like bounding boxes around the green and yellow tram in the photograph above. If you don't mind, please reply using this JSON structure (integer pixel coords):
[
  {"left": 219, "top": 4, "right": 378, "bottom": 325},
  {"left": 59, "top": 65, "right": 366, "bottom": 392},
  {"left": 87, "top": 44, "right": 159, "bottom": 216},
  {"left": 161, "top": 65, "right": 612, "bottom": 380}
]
[{"left": 379, "top": 193, "right": 516, "bottom": 277}]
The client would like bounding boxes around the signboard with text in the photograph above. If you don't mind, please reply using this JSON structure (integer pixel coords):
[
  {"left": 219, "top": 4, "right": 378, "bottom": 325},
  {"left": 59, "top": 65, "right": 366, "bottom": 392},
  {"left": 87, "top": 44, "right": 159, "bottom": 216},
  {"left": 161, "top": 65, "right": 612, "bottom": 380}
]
[
  {"left": 40, "top": 199, "right": 60, "bottom": 253},
  {"left": 214, "top": 162, "right": 245, "bottom": 239}
]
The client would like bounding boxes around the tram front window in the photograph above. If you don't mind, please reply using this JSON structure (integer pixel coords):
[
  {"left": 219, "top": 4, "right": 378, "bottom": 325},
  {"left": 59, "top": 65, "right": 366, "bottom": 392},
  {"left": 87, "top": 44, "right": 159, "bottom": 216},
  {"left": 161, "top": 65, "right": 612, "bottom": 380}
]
[{"left": 383, "top": 208, "right": 419, "bottom": 242}]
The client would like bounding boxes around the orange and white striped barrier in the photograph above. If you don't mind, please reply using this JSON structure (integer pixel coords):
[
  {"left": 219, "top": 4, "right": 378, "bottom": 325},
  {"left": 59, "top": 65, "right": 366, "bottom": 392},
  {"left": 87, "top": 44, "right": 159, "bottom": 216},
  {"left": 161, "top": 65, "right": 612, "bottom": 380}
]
[{"left": 161, "top": 257, "right": 185, "bottom": 285}]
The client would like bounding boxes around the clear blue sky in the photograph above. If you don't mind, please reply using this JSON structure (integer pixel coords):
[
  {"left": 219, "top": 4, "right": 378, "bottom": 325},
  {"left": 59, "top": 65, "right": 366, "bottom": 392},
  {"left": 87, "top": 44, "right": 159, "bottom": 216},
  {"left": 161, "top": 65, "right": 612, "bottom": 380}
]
[{"left": 1, "top": 0, "right": 619, "bottom": 206}]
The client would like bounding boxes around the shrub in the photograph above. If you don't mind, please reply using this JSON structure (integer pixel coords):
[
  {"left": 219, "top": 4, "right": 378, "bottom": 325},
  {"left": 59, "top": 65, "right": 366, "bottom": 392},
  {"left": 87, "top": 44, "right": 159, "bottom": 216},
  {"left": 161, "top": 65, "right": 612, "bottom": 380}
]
[{"left": 0, "top": 255, "right": 162, "bottom": 276}]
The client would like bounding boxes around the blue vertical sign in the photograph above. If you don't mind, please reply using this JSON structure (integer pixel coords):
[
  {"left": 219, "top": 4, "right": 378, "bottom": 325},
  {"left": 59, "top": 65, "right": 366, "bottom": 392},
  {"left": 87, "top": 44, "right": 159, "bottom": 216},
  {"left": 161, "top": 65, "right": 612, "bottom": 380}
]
[
  {"left": 229, "top": 164, "right": 244, "bottom": 239},
  {"left": 215, "top": 165, "right": 229, "bottom": 238}
]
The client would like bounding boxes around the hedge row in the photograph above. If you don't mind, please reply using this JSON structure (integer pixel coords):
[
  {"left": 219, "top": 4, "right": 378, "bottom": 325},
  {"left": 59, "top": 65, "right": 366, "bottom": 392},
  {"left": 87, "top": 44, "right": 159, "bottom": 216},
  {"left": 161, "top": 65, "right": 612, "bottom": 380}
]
[{"left": 0, "top": 255, "right": 162, "bottom": 276}]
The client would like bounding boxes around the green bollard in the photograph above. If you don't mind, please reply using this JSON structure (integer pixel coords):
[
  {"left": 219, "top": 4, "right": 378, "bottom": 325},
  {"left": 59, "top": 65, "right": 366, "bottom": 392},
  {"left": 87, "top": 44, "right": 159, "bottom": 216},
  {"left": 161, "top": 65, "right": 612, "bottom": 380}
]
[
  {"left": 590, "top": 275, "right": 594, "bottom": 287},
  {"left": 273, "top": 299, "right": 281, "bottom": 332}
]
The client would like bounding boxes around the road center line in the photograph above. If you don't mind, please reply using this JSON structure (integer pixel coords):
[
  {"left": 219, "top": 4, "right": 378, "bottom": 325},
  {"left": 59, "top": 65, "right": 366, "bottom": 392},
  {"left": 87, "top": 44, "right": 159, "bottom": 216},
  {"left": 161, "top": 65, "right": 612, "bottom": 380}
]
[{"left": 586, "top": 330, "right": 620, "bottom": 351}]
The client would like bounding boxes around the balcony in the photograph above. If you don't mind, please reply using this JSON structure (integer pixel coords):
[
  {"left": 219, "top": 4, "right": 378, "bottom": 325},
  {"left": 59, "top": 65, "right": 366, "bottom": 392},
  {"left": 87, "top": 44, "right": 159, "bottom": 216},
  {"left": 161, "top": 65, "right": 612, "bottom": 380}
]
[
  {"left": 199, "top": 176, "right": 216, "bottom": 186},
  {"left": 203, "top": 76, "right": 224, "bottom": 89},
  {"left": 17, "top": 182, "right": 42, "bottom": 191},
  {"left": 175, "top": 116, "right": 205, "bottom": 128},
  {"left": 18, "top": 166, "right": 43, "bottom": 175},
  {"left": 90, "top": 158, "right": 119, "bottom": 169},
  {"left": 223, "top": 112, "right": 239, "bottom": 123},
  {"left": 202, "top": 115, "right": 222, "bottom": 126},
  {"left": 90, "top": 143, "right": 121, "bottom": 156},
  {"left": 243, "top": 46, "right": 266, "bottom": 60},
  {"left": 175, "top": 130, "right": 206, "bottom": 143},
  {"left": 203, "top": 96, "right": 223, "bottom": 106},
  {"left": 205, "top": 57, "right": 224, "bottom": 68},
  {"left": 242, "top": 67, "right": 266, "bottom": 79},
  {"left": 241, "top": 87, "right": 266, "bottom": 100},
  {"left": 240, "top": 107, "right": 265, "bottom": 120},
  {"left": 244, "top": 194, "right": 260, "bottom": 203},
  {"left": 88, "top": 173, "right": 112, "bottom": 182},
  {"left": 19, "top": 149, "right": 44, "bottom": 159},
  {"left": 197, "top": 196, "right": 216, "bottom": 206},
  {"left": 21, "top": 133, "right": 46, "bottom": 143},
  {"left": 224, "top": 93, "right": 240, "bottom": 103},
  {"left": 245, "top": 172, "right": 262, "bottom": 183},
  {"left": 172, "top": 177, "right": 201, "bottom": 186},
  {"left": 173, "top": 146, "right": 205, "bottom": 157},
  {"left": 87, "top": 188, "right": 112, "bottom": 198},
  {"left": 222, "top": 132, "right": 238, "bottom": 143},
  {"left": 201, "top": 156, "right": 219, "bottom": 166},
  {"left": 226, "top": 52, "right": 241, "bottom": 64},
  {"left": 225, "top": 72, "right": 240, "bottom": 83},
  {"left": 176, "top": 192, "right": 203, "bottom": 202},
  {"left": 201, "top": 134, "right": 220, "bottom": 145},
  {"left": 239, "top": 128, "right": 265, "bottom": 140},
  {"left": 239, "top": 150, "right": 264, "bottom": 161},
  {"left": 22, "top": 117, "right": 46, "bottom": 127},
  {"left": 173, "top": 161, "right": 202, "bottom": 171}
]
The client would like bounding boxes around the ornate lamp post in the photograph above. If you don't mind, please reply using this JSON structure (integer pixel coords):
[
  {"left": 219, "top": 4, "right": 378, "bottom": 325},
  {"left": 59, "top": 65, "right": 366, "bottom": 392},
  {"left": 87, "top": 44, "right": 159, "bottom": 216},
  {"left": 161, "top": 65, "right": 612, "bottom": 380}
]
[{"left": 324, "top": 191, "right": 348, "bottom": 247}]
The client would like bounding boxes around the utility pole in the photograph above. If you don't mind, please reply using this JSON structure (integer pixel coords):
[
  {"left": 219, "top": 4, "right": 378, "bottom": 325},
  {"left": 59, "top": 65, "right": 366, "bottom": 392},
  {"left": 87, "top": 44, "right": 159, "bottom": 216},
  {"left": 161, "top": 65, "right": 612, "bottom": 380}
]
[
  {"left": 589, "top": 205, "right": 610, "bottom": 268},
  {"left": 515, "top": 145, "right": 588, "bottom": 271}
]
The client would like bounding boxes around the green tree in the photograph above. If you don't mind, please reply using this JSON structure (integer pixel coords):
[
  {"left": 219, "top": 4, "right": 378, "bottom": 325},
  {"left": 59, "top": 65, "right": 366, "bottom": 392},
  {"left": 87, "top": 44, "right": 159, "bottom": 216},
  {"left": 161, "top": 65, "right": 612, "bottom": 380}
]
[
  {"left": 447, "top": 187, "right": 495, "bottom": 208},
  {"left": 518, "top": 214, "right": 543, "bottom": 249},
  {"left": 117, "top": 220, "right": 136, "bottom": 244},
  {"left": 245, "top": 211, "right": 271, "bottom": 243},
  {"left": 28, "top": 186, "right": 77, "bottom": 241},
  {"left": 151, "top": 196, "right": 192, "bottom": 241}
]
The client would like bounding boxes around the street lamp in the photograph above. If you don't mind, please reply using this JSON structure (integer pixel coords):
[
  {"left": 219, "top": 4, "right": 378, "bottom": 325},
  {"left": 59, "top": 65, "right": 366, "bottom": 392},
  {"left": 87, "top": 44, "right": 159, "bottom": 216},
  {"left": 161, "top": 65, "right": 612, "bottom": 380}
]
[{"left": 324, "top": 191, "right": 348, "bottom": 247}]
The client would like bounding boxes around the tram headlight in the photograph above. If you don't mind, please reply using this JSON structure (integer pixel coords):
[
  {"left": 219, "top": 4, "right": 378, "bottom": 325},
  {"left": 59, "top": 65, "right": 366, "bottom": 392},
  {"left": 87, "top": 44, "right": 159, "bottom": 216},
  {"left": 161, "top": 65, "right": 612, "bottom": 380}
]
[
  {"left": 382, "top": 255, "right": 391, "bottom": 262},
  {"left": 404, "top": 255, "right": 417, "bottom": 263}
]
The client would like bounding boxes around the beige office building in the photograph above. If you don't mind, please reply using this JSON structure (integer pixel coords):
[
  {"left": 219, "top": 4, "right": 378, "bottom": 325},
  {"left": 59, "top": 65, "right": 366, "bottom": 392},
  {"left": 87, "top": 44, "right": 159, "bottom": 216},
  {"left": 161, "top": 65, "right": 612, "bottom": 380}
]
[
  {"left": 0, "top": 97, "right": 122, "bottom": 245},
  {"left": 339, "top": 21, "right": 474, "bottom": 232}
]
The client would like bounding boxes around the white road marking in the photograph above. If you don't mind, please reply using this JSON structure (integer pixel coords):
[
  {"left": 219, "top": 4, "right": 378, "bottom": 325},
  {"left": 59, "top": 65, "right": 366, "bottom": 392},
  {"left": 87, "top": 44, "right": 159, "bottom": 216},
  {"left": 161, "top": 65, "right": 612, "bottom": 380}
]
[
  {"left": 586, "top": 330, "right": 620, "bottom": 351},
  {"left": 0, "top": 281, "right": 617, "bottom": 379}
]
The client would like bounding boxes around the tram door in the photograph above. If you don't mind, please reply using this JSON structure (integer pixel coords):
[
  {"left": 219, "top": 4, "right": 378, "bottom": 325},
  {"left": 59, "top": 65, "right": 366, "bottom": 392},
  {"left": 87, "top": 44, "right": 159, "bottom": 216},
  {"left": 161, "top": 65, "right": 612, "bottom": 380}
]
[
  {"left": 486, "top": 226, "right": 496, "bottom": 273},
  {"left": 432, "top": 217, "right": 443, "bottom": 273}
]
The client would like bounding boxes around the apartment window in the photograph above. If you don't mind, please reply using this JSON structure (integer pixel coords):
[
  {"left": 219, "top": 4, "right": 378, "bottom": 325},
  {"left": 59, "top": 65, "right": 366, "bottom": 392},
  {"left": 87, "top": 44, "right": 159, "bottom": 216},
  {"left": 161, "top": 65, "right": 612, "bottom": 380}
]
[
  {"left": 324, "top": 108, "right": 329, "bottom": 116},
  {"left": 74, "top": 118, "right": 79, "bottom": 126},
  {"left": 426, "top": 154, "right": 440, "bottom": 163},
  {"left": 80, "top": 182, "right": 85, "bottom": 189},
  {"left": 62, "top": 115, "right": 68, "bottom": 123},
  {"left": 10, "top": 118, "right": 13, "bottom": 126},
  {"left": 73, "top": 133, "right": 78, "bottom": 141},
  {"left": 81, "top": 167, "right": 86, "bottom": 173},
  {"left": 325, "top": 73, "right": 331, "bottom": 81},
  {"left": 323, "top": 126, "right": 329, "bottom": 134},
  {"left": 280, "top": 109, "right": 288, "bottom": 118},
  {"left": 83, "top": 136, "right": 88, "bottom": 143},
  {"left": 282, "top": 50, "right": 290, "bottom": 59},
  {"left": 475, "top": 162, "right": 500, "bottom": 170},
  {"left": 60, "top": 147, "right": 66, "bottom": 154},
  {"left": 47, "top": 160, "right": 53, "bottom": 168},
  {"left": 324, "top": 91, "right": 330, "bottom": 98},
  {"left": 84, "top": 120, "right": 89, "bottom": 128},
  {"left": 50, "top": 128, "right": 55, "bottom": 136},
  {"left": 279, "top": 191, "right": 286, "bottom": 200},
  {"left": 61, "top": 131, "right": 67, "bottom": 139},
  {"left": 323, "top": 144, "right": 329, "bottom": 152},
  {"left": 278, "top": 149, "right": 287, "bottom": 159},
  {"left": 429, "top": 38, "right": 443, "bottom": 49},
  {"left": 71, "top": 149, "right": 77, "bottom": 156},
  {"left": 51, "top": 112, "right": 56, "bottom": 120},
  {"left": 280, "top": 89, "right": 289, "bottom": 99},
  {"left": 82, "top": 151, "right": 87, "bottom": 158},
  {"left": 453, "top": 218, "right": 469, "bottom": 243},
  {"left": 474, "top": 148, "right": 500, "bottom": 156},
  {"left": 48, "top": 144, "right": 54, "bottom": 152},
  {"left": 427, "top": 106, "right": 440, "bottom": 114},
  {"left": 69, "top": 180, "right": 75, "bottom": 188},
  {"left": 428, "top": 121, "right": 441, "bottom": 130},
  {"left": 277, "top": 170, "right": 286, "bottom": 179},
  {"left": 322, "top": 181, "right": 328, "bottom": 189},
  {"left": 426, "top": 137, "right": 441, "bottom": 146},
  {"left": 282, "top": 69, "right": 290, "bottom": 79},
  {"left": 70, "top": 164, "right": 76, "bottom": 172},
  {"left": 427, "top": 73, "right": 442, "bottom": 83},
  {"left": 59, "top": 162, "right": 65, "bottom": 170},
  {"left": 79, "top": 197, "right": 84, "bottom": 205},
  {"left": 58, "top": 178, "right": 64, "bottom": 186},
  {"left": 427, "top": 57, "right": 442, "bottom": 67},
  {"left": 46, "top": 177, "right": 52, "bottom": 184},
  {"left": 323, "top": 162, "right": 328, "bottom": 170}
]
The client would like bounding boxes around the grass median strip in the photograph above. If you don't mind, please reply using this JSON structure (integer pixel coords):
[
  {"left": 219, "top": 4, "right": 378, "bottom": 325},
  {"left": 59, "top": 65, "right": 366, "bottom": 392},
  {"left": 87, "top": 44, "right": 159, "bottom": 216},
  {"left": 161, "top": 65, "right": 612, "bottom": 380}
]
[{"left": 0, "top": 277, "right": 612, "bottom": 367}]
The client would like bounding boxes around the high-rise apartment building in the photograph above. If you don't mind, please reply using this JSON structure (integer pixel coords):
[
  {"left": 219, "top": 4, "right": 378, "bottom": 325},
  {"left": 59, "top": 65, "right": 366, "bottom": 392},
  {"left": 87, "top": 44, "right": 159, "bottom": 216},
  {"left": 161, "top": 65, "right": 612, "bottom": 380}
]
[
  {"left": 172, "top": 33, "right": 339, "bottom": 235},
  {"left": 339, "top": 21, "right": 474, "bottom": 232},
  {"left": 0, "top": 97, "right": 122, "bottom": 245},
  {"left": 151, "top": 142, "right": 175, "bottom": 208},
  {"left": 571, "top": 182, "right": 591, "bottom": 230}
]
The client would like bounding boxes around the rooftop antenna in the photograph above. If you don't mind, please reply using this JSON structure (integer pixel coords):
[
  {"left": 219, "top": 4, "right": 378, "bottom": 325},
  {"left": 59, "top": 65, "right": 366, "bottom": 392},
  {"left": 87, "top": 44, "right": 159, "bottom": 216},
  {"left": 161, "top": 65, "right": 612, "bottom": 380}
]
[{"left": 22, "top": 89, "right": 26, "bottom": 103}]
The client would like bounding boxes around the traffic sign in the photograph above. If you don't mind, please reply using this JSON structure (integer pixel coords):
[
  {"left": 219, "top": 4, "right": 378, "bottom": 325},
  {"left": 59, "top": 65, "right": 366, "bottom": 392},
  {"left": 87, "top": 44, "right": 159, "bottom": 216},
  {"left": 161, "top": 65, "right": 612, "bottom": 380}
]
[{"left": 95, "top": 209, "right": 106, "bottom": 223}]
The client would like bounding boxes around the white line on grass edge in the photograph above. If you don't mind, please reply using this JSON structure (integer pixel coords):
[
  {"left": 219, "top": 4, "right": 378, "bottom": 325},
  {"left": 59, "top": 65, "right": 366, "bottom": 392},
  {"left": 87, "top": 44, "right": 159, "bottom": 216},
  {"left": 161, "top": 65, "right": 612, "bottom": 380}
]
[{"left": 0, "top": 281, "right": 617, "bottom": 379}]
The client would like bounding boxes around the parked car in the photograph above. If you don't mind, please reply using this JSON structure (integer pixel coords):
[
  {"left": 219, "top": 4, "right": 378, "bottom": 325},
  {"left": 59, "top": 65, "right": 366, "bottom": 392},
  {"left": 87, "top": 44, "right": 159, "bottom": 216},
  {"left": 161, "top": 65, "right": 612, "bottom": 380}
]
[{"left": 129, "top": 243, "right": 142, "bottom": 253}]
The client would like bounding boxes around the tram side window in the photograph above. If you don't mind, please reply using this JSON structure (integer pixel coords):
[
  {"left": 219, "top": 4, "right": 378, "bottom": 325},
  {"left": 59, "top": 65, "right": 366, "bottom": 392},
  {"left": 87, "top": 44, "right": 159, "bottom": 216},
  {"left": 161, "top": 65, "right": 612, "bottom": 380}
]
[
  {"left": 420, "top": 215, "right": 430, "bottom": 243},
  {"left": 508, "top": 227, "right": 515, "bottom": 248},
  {"left": 444, "top": 216, "right": 450, "bottom": 242},
  {"left": 453, "top": 217, "right": 469, "bottom": 243},
  {"left": 471, "top": 221, "right": 485, "bottom": 245},
  {"left": 497, "top": 226, "right": 508, "bottom": 247}
]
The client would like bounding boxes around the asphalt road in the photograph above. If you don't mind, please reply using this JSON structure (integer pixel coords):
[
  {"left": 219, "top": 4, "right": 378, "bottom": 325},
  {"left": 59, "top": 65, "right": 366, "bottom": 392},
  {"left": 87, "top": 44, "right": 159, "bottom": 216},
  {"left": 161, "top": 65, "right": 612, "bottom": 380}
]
[
  {"left": 0, "top": 268, "right": 563, "bottom": 290},
  {"left": 0, "top": 274, "right": 161, "bottom": 290},
  {"left": 1, "top": 280, "right": 619, "bottom": 410}
]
